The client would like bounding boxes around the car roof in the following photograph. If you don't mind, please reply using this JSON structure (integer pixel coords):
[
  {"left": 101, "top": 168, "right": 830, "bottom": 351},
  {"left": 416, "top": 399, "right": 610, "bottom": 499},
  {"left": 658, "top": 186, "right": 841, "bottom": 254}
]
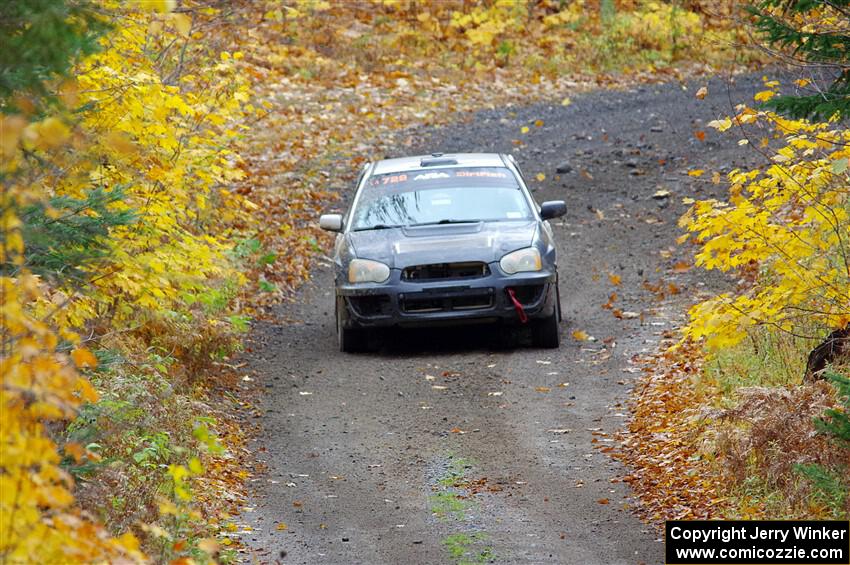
[{"left": 370, "top": 153, "right": 508, "bottom": 175}]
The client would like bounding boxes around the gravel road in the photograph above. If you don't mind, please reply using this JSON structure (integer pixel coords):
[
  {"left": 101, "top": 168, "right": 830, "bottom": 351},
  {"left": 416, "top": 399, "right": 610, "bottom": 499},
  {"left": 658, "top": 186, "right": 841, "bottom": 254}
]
[{"left": 238, "top": 74, "right": 763, "bottom": 564}]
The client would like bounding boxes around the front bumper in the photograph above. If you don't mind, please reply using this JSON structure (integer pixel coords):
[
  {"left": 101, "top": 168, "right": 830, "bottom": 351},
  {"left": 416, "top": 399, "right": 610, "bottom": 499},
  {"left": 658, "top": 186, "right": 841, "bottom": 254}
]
[{"left": 337, "top": 265, "right": 557, "bottom": 329}]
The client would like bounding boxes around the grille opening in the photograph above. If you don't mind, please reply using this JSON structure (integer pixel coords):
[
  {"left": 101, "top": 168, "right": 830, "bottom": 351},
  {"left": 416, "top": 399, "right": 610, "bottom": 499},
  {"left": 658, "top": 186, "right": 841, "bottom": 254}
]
[
  {"left": 402, "top": 262, "right": 489, "bottom": 282},
  {"left": 510, "top": 285, "right": 544, "bottom": 305},
  {"left": 347, "top": 295, "right": 391, "bottom": 317},
  {"left": 451, "top": 294, "right": 493, "bottom": 310},
  {"left": 401, "top": 290, "right": 493, "bottom": 313},
  {"left": 401, "top": 297, "right": 443, "bottom": 313}
]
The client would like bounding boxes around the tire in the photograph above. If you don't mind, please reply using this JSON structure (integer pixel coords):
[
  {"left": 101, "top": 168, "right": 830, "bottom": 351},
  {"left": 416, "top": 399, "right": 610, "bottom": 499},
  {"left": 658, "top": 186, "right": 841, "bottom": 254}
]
[
  {"left": 531, "top": 310, "right": 560, "bottom": 349},
  {"left": 336, "top": 297, "right": 367, "bottom": 353}
]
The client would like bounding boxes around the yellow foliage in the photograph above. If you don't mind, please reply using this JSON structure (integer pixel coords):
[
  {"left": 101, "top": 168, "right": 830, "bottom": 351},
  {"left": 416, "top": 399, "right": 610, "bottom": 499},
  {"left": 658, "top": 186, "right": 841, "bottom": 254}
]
[
  {"left": 2, "top": 2, "right": 254, "bottom": 561},
  {"left": 680, "top": 104, "right": 850, "bottom": 349},
  {"left": 34, "top": 4, "right": 252, "bottom": 331},
  {"left": 1, "top": 233, "right": 140, "bottom": 564},
  {"left": 612, "top": 1, "right": 703, "bottom": 53}
]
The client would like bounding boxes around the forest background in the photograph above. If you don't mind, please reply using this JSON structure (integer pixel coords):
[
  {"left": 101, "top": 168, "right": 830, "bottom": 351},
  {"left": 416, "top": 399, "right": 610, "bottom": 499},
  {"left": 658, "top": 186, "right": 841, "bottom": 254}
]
[{"left": 1, "top": 0, "right": 847, "bottom": 563}]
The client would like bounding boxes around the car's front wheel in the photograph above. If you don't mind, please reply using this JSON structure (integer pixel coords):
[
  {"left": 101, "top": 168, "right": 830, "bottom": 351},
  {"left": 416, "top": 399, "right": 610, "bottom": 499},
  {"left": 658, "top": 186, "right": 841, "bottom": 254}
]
[
  {"left": 336, "top": 297, "right": 367, "bottom": 353},
  {"left": 531, "top": 310, "right": 560, "bottom": 348}
]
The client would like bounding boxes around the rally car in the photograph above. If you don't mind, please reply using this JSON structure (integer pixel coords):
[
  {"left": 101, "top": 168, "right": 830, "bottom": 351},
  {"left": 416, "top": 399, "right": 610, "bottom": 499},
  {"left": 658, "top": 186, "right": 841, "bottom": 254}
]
[{"left": 319, "top": 153, "right": 566, "bottom": 352}]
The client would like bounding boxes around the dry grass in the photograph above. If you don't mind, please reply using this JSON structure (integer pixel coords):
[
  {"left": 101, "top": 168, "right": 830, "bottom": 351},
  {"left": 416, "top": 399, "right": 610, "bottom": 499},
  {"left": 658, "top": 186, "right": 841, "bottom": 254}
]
[{"left": 715, "top": 381, "right": 847, "bottom": 517}]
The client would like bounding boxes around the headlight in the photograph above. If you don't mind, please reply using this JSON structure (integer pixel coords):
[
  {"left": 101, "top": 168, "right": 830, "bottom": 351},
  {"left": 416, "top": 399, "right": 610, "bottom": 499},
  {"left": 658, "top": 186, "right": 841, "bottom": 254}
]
[
  {"left": 348, "top": 259, "right": 390, "bottom": 283},
  {"left": 500, "top": 247, "right": 542, "bottom": 274}
]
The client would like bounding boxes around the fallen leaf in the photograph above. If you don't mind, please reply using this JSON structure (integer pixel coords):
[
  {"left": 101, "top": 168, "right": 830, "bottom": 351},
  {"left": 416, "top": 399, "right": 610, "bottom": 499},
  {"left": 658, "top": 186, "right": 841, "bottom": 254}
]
[
  {"left": 597, "top": 498, "right": 610, "bottom": 505},
  {"left": 536, "top": 172, "right": 545, "bottom": 182},
  {"left": 687, "top": 169, "right": 704, "bottom": 177},
  {"left": 535, "top": 386, "right": 551, "bottom": 393},
  {"left": 695, "top": 86, "right": 708, "bottom": 99},
  {"left": 572, "top": 329, "right": 590, "bottom": 341},
  {"left": 608, "top": 273, "right": 622, "bottom": 286}
]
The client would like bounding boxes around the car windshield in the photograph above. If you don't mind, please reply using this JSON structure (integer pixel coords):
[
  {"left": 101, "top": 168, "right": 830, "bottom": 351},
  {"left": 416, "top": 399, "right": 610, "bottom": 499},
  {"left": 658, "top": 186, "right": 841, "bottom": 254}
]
[{"left": 351, "top": 167, "right": 531, "bottom": 231}]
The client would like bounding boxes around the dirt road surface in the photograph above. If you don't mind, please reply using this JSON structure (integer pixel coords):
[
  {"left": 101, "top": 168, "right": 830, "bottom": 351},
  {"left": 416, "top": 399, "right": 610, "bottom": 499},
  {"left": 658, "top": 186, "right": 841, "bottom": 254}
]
[{"left": 237, "top": 75, "right": 762, "bottom": 564}]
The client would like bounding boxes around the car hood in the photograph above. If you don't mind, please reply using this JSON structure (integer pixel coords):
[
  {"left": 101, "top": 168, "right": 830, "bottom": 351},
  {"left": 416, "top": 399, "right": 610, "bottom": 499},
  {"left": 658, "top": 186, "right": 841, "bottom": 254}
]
[{"left": 348, "top": 220, "right": 537, "bottom": 268}]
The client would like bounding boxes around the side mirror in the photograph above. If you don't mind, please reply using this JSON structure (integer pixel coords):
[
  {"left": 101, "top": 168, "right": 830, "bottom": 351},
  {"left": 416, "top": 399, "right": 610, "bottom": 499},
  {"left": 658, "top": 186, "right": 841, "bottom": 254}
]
[
  {"left": 319, "top": 214, "right": 343, "bottom": 232},
  {"left": 540, "top": 201, "right": 567, "bottom": 220}
]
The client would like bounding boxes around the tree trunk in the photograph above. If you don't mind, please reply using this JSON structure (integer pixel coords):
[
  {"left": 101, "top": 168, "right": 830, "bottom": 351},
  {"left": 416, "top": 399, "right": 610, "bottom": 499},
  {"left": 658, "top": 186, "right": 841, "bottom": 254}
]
[{"left": 805, "top": 325, "right": 850, "bottom": 382}]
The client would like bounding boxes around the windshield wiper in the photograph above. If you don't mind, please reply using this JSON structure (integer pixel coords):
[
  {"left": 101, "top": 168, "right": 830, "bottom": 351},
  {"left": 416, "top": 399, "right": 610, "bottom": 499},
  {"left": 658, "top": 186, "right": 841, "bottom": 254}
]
[
  {"left": 352, "top": 224, "right": 401, "bottom": 232},
  {"left": 408, "top": 219, "right": 478, "bottom": 227}
]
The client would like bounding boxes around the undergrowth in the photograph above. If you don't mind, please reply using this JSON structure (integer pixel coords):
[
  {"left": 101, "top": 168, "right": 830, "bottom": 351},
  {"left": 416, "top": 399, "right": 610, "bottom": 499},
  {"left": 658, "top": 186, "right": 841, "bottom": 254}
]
[{"left": 710, "top": 353, "right": 848, "bottom": 520}]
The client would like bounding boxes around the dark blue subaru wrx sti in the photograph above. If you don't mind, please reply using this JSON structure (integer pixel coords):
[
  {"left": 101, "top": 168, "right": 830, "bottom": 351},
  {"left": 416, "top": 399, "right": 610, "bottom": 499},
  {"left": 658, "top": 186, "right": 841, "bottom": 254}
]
[{"left": 319, "top": 153, "right": 566, "bottom": 352}]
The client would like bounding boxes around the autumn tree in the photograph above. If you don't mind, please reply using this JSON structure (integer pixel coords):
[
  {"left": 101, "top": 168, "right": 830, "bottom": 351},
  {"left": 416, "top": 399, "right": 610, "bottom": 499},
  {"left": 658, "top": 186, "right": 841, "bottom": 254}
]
[
  {"left": 680, "top": 108, "right": 850, "bottom": 349},
  {"left": 1, "top": 1, "right": 144, "bottom": 561}
]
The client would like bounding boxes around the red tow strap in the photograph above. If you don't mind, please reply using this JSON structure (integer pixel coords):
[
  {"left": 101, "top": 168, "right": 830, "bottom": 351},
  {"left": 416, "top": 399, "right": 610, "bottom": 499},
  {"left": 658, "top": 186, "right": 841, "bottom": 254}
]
[{"left": 506, "top": 288, "right": 528, "bottom": 324}]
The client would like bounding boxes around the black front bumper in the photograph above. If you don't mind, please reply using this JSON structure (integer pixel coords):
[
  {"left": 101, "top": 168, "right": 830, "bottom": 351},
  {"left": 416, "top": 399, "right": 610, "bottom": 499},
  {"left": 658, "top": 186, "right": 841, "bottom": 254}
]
[{"left": 337, "top": 266, "right": 557, "bottom": 329}]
